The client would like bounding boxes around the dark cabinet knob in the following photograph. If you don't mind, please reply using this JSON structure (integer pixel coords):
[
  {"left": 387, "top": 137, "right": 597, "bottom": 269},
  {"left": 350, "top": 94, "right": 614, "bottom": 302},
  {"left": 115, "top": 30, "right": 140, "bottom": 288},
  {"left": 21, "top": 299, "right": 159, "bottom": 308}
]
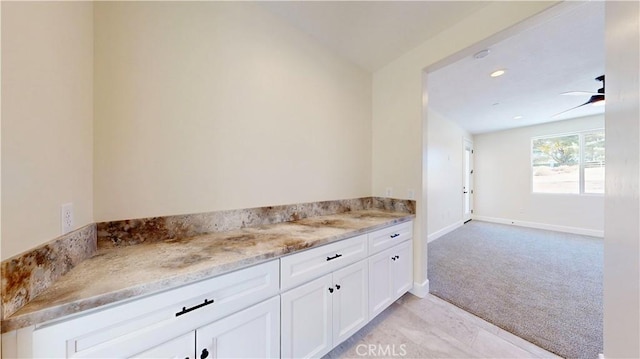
[
  {"left": 336, "top": 284, "right": 341, "bottom": 290},
  {"left": 201, "top": 348, "right": 209, "bottom": 359},
  {"left": 328, "top": 287, "right": 334, "bottom": 293}
]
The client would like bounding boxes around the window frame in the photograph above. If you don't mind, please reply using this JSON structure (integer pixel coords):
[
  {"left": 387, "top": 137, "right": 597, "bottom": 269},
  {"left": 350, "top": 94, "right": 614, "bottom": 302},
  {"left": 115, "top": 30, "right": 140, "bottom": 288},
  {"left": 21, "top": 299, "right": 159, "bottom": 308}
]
[{"left": 530, "top": 128, "right": 605, "bottom": 196}]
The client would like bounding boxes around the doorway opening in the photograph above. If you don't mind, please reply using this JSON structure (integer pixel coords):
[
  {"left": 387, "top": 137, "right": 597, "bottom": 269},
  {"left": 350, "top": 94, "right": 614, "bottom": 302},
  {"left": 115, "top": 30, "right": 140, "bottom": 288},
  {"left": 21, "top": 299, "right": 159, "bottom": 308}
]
[{"left": 463, "top": 139, "right": 473, "bottom": 223}]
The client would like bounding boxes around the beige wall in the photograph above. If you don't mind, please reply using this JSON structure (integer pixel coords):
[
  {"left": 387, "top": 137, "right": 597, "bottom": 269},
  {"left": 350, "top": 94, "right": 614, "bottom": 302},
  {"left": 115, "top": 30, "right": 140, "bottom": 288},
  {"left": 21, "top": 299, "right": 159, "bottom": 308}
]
[
  {"left": 93, "top": 2, "right": 372, "bottom": 222},
  {"left": 372, "top": 1, "right": 557, "bottom": 288},
  {"left": 1, "top": 2, "right": 94, "bottom": 260},
  {"left": 1, "top": 0, "right": 3, "bottom": 264},
  {"left": 604, "top": 1, "right": 640, "bottom": 357},
  {"left": 474, "top": 115, "right": 604, "bottom": 236}
]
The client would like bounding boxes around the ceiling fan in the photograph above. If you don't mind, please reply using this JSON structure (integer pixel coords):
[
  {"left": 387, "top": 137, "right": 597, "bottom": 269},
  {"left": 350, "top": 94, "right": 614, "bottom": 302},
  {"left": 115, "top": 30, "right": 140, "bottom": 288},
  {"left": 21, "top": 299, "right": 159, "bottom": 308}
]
[{"left": 553, "top": 75, "right": 605, "bottom": 117}]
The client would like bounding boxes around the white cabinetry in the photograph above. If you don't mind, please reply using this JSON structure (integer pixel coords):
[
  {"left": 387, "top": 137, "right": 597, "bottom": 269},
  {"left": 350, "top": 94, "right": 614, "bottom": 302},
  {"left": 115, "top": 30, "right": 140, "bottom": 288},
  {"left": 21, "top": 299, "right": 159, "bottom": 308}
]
[
  {"left": 131, "top": 297, "right": 279, "bottom": 359},
  {"left": 4, "top": 219, "right": 414, "bottom": 359},
  {"left": 391, "top": 240, "right": 413, "bottom": 299},
  {"left": 368, "top": 221, "right": 412, "bottom": 255},
  {"left": 281, "top": 274, "right": 333, "bottom": 359},
  {"left": 30, "top": 260, "right": 279, "bottom": 358},
  {"left": 194, "top": 296, "right": 280, "bottom": 359},
  {"left": 130, "top": 332, "right": 194, "bottom": 359},
  {"left": 332, "top": 260, "right": 369, "bottom": 344},
  {"left": 281, "top": 220, "right": 413, "bottom": 358},
  {"left": 281, "top": 260, "right": 368, "bottom": 359},
  {"left": 280, "top": 234, "right": 367, "bottom": 291},
  {"left": 368, "top": 240, "right": 413, "bottom": 319}
]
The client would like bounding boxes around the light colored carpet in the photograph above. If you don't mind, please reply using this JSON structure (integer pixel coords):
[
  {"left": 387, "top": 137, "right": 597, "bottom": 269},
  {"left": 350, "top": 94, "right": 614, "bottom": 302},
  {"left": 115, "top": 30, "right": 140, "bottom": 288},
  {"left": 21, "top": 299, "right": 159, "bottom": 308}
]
[{"left": 428, "top": 221, "right": 603, "bottom": 359}]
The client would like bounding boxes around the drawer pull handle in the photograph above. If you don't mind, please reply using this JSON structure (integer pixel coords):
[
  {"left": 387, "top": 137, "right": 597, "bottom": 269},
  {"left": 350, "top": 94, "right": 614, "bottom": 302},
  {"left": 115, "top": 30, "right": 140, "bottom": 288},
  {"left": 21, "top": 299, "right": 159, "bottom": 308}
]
[
  {"left": 336, "top": 284, "right": 341, "bottom": 290},
  {"left": 326, "top": 253, "right": 343, "bottom": 261},
  {"left": 176, "top": 298, "right": 214, "bottom": 317},
  {"left": 201, "top": 348, "right": 209, "bottom": 359},
  {"left": 390, "top": 233, "right": 400, "bottom": 238},
  {"left": 392, "top": 255, "right": 399, "bottom": 261}
]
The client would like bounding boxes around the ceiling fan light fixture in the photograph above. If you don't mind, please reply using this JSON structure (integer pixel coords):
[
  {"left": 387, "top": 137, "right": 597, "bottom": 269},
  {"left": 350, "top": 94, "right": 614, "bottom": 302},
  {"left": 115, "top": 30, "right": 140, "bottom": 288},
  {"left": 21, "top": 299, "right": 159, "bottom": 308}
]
[
  {"left": 588, "top": 93, "right": 605, "bottom": 106},
  {"left": 490, "top": 69, "right": 506, "bottom": 78}
]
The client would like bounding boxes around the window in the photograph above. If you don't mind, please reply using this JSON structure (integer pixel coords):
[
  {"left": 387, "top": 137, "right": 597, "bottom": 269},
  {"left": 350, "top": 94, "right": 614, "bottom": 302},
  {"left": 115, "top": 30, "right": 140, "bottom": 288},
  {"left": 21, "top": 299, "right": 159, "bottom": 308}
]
[{"left": 532, "top": 130, "right": 604, "bottom": 194}]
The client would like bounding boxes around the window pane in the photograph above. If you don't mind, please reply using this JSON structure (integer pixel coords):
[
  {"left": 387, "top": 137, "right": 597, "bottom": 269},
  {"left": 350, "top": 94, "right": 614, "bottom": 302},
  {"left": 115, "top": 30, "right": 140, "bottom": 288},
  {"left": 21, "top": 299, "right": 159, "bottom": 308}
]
[
  {"left": 532, "top": 135, "right": 580, "bottom": 193},
  {"left": 584, "top": 132, "right": 605, "bottom": 194}
]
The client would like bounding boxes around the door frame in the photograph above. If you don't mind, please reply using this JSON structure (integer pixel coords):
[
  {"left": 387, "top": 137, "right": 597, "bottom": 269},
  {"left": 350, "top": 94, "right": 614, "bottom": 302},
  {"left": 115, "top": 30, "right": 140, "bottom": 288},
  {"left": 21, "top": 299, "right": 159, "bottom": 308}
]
[{"left": 462, "top": 138, "right": 474, "bottom": 223}]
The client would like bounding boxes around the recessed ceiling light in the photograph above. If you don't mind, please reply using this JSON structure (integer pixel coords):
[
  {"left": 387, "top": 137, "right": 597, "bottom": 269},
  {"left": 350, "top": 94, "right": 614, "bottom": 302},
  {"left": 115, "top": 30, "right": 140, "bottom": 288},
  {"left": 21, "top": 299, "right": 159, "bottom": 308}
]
[
  {"left": 473, "top": 49, "right": 490, "bottom": 59},
  {"left": 490, "top": 69, "right": 506, "bottom": 77},
  {"left": 514, "top": 116, "right": 523, "bottom": 120}
]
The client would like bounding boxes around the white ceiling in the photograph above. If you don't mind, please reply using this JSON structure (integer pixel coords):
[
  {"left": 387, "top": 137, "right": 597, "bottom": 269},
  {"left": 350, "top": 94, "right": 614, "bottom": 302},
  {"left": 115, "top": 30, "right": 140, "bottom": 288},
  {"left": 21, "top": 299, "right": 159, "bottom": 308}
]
[
  {"left": 259, "top": 1, "right": 490, "bottom": 72},
  {"left": 260, "top": 1, "right": 605, "bottom": 135},
  {"left": 428, "top": 1, "right": 605, "bottom": 134}
]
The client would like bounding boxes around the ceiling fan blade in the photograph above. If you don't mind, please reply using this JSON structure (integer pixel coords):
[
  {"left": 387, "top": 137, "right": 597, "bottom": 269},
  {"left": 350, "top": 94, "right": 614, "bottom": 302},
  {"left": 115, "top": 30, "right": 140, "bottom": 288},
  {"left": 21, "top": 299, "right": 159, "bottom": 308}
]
[
  {"left": 554, "top": 75, "right": 606, "bottom": 119},
  {"left": 552, "top": 102, "right": 590, "bottom": 118},
  {"left": 561, "top": 91, "right": 599, "bottom": 96}
]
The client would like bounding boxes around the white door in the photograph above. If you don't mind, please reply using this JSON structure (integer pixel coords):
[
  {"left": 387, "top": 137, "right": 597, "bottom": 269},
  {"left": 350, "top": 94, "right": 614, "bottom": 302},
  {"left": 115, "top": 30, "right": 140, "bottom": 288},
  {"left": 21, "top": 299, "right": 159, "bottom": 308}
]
[
  {"left": 391, "top": 241, "right": 413, "bottom": 300},
  {"left": 195, "top": 296, "right": 280, "bottom": 359},
  {"left": 130, "top": 332, "right": 195, "bottom": 359},
  {"left": 281, "top": 274, "right": 333, "bottom": 359},
  {"left": 463, "top": 139, "right": 474, "bottom": 223},
  {"left": 332, "top": 260, "right": 369, "bottom": 345},
  {"left": 368, "top": 248, "right": 393, "bottom": 319}
]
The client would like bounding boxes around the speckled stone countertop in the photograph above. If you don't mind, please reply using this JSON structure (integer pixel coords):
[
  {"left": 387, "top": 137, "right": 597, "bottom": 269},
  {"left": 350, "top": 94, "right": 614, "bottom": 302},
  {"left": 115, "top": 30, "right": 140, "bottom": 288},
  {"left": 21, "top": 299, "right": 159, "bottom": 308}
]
[{"left": 2, "top": 210, "right": 413, "bottom": 333}]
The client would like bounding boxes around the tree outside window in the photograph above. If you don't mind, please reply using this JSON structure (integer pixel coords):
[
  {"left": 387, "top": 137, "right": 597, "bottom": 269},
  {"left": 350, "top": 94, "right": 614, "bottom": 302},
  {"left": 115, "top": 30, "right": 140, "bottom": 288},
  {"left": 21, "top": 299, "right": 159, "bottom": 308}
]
[{"left": 532, "top": 130, "right": 604, "bottom": 194}]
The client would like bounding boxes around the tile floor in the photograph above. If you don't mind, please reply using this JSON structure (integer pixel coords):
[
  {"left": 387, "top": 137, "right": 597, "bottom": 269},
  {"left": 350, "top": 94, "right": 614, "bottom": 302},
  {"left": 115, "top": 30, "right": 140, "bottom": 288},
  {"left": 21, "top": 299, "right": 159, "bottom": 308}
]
[{"left": 325, "top": 294, "right": 561, "bottom": 359}]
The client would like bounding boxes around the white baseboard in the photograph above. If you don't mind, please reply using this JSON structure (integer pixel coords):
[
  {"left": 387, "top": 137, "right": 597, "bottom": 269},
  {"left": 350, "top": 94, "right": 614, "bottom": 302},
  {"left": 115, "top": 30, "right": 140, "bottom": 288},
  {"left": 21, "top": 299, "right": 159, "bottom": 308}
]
[
  {"left": 427, "top": 221, "right": 464, "bottom": 243},
  {"left": 472, "top": 215, "right": 604, "bottom": 238},
  {"left": 409, "top": 278, "right": 429, "bottom": 298}
]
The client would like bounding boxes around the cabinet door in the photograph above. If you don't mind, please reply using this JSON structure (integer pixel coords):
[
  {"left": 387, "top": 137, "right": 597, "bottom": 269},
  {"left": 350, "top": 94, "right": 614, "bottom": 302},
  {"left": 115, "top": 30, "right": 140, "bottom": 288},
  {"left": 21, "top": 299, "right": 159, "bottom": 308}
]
[
  {"left": 130, "top": 332, "right": 195, "bottom": 359},
  {"left": 392, "top": 240, "right": 413, "bottom": 300},
  {"left": 195, "top": 296, "right": 280, "bottom": 359},
  {"left": 368, "top": 248, "right": 394, "bottom": 319},
  {"left": 281, "top": 274, "right": 333, "bottom": 359},
  {"left": 332, "top": 260, "right": 368, "bottom": 346}
]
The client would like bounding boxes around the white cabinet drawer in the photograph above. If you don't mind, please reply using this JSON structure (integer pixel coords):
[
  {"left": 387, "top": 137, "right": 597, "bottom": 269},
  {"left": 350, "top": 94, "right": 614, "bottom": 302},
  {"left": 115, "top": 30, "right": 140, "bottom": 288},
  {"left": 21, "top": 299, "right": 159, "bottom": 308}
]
[
  {"left": 280, "top": 234, "right": 367, "bottom": 291},
  {"left": 368, "top": 221, "right": 412, "bottom": 255},
  {"left": 32, "top": 260, "right": 279, "bottom": 358}
]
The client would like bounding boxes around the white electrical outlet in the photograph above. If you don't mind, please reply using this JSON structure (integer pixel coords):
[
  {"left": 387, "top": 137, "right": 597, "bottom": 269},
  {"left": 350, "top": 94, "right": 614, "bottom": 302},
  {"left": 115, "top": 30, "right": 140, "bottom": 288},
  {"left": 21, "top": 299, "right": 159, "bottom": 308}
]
[
  {"left": 385, "top": 187, "right": 393, "bottom": 197},
  {"left": 61, "top": 203, "right": 74, "bottom": 234},
  {"left": 407, "top": 189, "right": 415, "bottom": 199}
]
